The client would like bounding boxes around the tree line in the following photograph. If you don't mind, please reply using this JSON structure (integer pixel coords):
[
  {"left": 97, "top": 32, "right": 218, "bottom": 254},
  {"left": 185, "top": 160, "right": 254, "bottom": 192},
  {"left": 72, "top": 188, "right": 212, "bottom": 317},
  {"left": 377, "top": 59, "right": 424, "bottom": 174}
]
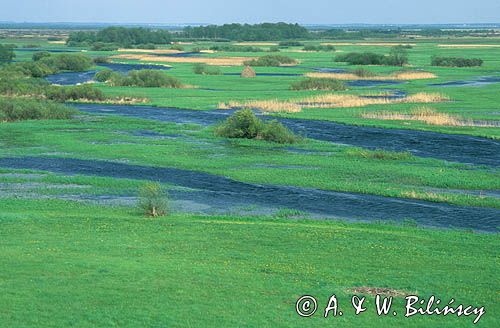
[{"left": 181, "top": 23, "right": 309, "bottom": 41}]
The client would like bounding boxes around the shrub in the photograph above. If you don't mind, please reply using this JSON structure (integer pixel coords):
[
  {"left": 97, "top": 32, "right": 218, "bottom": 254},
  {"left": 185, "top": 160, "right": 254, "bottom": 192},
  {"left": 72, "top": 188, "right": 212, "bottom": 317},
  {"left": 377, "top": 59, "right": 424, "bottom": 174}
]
[
  {"left": 39, "top": 54, "right": 94, "bottom": 72},
  {"left": 94, "top": 69, "right": 114, "bottom": 82},
  {"left": 170, "top": 45, "right": 185, "bottom": 51},
  {"left": 303, "top": 45, "right": 336, "bottom": 52},
  {"left": 244, "top": 55, "right": 297, "bottom": 67},
  {"left": 135, "top": 43, "right": 156, "bottom": 49},
  {"left": 335, "top": 52, "right": 385, "bottom": 65},
  {"left": 290, "top": 78, "right": 346, "bottom": 91},
  {"left": 0, "top": 67, "right": 49, "bottom": 95},
  {"left": 215, "top": 109, "right": 297, "bottom": 144},
  {"left": 93, "top": 56, "right": 111, "bottom": 64},
  {"left": 431, "top": 56, "right": 483, "bottom": 67},
  {"left": 210, "top": 45, "right": 263, "bottom": 52},
  {"left": 91, "top": 42, "right": 119, "bottom": 51},
  {"left": 335, "top": 47, "right": 408, "bottom": 66},
  {"left": 215, "top": 108, "right": 263, "bottom": 139},
  {"left": 352, "top": 68, "right": 376, "bottom": 77},
  {"left": 259, "top": 120, "right": 298, "bottom": 144},
  {"left": 0, "top": 97, "right": 75, "bottom": 122},
  {"left": 109, "top": 70, "right": 182, "bottom": 88},
  {"left": 138, "top": 182, "right": 169, "bottom": 217},
  {"left": 385, "top": 46, "right": 409, "bottom": 66},
  {"left": 278, "top": 41, "right": 304, "bottom": 47},
  {"left": 192, "top": 63, "right": 222, "bottom": 75},
  {"left": 32, "top": 51, "right": 51, "bottom": 61},
  {"left": 45, "top": 84, "right": 106, "bottom": 102},
  {"left": 17, "top": 62, "right": 54, "bottom": 78}
]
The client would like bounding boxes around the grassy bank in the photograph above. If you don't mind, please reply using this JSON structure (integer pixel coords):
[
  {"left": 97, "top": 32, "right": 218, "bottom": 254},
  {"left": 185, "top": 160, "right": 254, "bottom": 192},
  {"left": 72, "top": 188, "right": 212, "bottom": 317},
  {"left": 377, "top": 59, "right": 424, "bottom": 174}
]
[{"left": 0, "top": 198, "right": 498, "bottom": 327}]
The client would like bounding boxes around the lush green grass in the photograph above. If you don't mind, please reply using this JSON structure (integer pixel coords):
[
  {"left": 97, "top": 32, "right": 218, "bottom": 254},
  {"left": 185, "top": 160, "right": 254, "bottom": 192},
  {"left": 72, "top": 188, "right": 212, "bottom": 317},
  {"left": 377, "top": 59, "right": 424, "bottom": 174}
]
[{"left": 0, "top": 199, "right": 498, "bottom": 327}]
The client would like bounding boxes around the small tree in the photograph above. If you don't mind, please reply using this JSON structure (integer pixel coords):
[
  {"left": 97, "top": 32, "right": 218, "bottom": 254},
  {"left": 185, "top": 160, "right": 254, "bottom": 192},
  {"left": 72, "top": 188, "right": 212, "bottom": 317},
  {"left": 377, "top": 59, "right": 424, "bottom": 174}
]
[
  {"left": 138, "top": 182, "right": 169, "bottom": 217},
  {"left": 386, "top": 46, "right": 409, "bottom": 66}
]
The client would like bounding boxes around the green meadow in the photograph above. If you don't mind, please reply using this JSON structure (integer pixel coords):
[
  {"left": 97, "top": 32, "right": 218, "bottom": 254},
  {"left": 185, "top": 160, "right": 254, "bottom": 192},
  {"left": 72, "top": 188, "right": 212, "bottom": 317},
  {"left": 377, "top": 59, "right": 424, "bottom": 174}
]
[{"left": 1, "top": 27, "right": 499, "bottom": 327}]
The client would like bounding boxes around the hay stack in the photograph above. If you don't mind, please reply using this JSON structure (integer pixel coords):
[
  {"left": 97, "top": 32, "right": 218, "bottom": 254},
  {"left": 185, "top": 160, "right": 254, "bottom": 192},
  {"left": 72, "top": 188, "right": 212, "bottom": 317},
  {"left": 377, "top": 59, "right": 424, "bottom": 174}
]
[{"left": 241, "top": 65, "right": 256, "bottom": 78}]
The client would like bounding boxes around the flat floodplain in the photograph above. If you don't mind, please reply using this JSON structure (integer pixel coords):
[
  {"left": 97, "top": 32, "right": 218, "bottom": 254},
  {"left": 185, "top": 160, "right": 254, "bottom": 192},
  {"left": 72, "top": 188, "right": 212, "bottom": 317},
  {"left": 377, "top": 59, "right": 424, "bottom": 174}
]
[{"left": 0, "top": 28, "right": 499, "bottom": 327}]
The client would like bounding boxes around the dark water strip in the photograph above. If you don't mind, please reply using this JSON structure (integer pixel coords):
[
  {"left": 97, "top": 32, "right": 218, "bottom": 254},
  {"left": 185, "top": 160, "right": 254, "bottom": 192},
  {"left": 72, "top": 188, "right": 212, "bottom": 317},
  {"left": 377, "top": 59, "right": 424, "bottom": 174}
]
[
  {"left": 0, "top": 157, "right": 498, "bottom": 232},
  {"left": 429, "top": 76, "right": 500, "bottom": 87},
  {"left": 72, "top": 104, "right": 500, "bottom": 167}
]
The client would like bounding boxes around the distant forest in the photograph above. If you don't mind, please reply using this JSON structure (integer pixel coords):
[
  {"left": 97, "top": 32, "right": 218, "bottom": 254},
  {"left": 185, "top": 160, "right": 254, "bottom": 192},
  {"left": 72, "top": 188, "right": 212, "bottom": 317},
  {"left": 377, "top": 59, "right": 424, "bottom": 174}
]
[
  {"left": 181, "top": 23, "right": 309, "bottom": 41},
  {"left": 67, "top": 27, "right": 172, "bottom": 47},
  {"left": 66, "top": 24, "right": 500, "bottom": 45}
]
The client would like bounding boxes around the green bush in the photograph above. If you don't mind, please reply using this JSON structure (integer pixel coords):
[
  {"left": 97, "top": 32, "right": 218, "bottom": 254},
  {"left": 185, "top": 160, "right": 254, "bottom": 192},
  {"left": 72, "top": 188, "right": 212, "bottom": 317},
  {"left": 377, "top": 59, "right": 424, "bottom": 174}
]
[
  {"left": 335, "top": 46, "right": 408, "bottom": 66},
  {"left": 210, "top": 45, "right": 264, "bottom": 52},
  {"left": 17, "top": 62, "right": 55, "bottom": 78},
  {"left": 244, "top": 55, "right": 297, "bottom": 67},
  {"left": 259, "top": 120, "right": 298, "bottom": 144},
  {"left": 94, "top": 69, "right": 114, "bottom": 82},
  {"left": 215, "top": 109, "right": 297, "bottom": 144},
  {"left": 431, "top": 56, "right": 483, "bottom": 67},
  {"left": 192, "top": 63, "right": 222, "bottom": 75},
  {"left": 0, "top": 97, "right": 75, "bottom": 122},
  {"left": 138, "top": 182, "right": 169, "bottom": 217},
  {"left": 45, "top": 84, "right": 106, "bottom": 102},
  {"left": 91, "top": 42, "right": 119, "bottom": 51},
  {"left": 108, "top": 70, "right": 182, "bottom": 88},
  {"left": 278, "top": 41, "right": 304, "bottom": 47},
  {"left": 0, "top": 67, "right": 49, "bottom": 95},
  {"left": 170, "top": 45, "right": 185, "bottom": 51},
  {"left": 352, "top": 68, "right": 376, "bottom": 77},
  {"left": 39, "top": 54, "right": 94, "bottom": 72},
  {"left": 335, "top": 52, "right": 385, "bottom": 65},
  {"left": 32, "top": 51, "right": 51, "bottom": 61},
  {"left": 290, "top": 78, "right": 346, "bottom": 91},
  {"left": 135, "top": 43, "right": 156, "bottom": 50},
  {"left": 303, "top": 45, "right": 336, "bottom": 52},
  {"left": 93, "top": 56, "right": 110, "bottom": 64}
]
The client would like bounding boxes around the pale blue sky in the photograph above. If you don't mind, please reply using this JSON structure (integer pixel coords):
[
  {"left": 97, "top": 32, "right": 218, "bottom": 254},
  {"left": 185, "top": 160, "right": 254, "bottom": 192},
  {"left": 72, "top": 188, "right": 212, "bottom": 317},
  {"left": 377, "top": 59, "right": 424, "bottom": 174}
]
[{"left": 2, "top": 0, "right": 499, "bottom": 24}]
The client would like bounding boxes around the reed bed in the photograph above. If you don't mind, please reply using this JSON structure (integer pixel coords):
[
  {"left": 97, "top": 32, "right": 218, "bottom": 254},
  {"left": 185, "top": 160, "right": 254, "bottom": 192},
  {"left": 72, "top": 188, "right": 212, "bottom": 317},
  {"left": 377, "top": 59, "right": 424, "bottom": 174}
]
[
  {"left": 218, "top": 100, "right": 301, "bottom": 113},
  {"left": 218, "top": 93, "right": 449, "bottom": 113},
  {"left": 305, "top": 71, "right": 437, "bottom": 80},
  {"left": 361, "top": 107, "right": 499, "bottom": 127},
  {"left": 112, "top": 54, "right": 254, "bottom": 66}
]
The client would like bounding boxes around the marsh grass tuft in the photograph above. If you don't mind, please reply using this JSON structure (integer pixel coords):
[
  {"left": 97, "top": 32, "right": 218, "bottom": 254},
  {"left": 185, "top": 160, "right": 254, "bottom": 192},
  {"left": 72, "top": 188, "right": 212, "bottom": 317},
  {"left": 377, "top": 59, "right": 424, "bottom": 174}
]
[
  {"left": 138, "top": 182, "right": 169, "bottom": 217},
  {"left": 290, "top": 78, "right": 346, "bottom": 91},
  {"left": 193, "top": 63, "right": 222, "bottom": 75},
  {"left": 347, "top": 148, "right": 414, "bottom": 161}
]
